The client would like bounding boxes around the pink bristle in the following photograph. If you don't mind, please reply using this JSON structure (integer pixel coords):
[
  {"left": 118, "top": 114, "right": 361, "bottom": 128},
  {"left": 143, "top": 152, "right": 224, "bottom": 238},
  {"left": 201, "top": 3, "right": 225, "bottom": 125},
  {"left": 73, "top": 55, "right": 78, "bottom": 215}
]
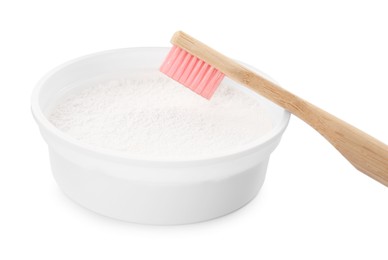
[
  {"left": 202, "top": 71, "right": 225, "bottom": 99},
  {"left": 190, "top": 63, "right": 209, "bottom": 91},
  {"left": 194, "top": 66, "right": 215, "bottom": 94},
  {"left": 184, "top": 59, "right": 204, "bottom": 87},
  {"left": 160, "top": 46, "right": 224, "bottom": 99},
  {"left": 173, "top": 52, "right": 192, "bottom": 80},
  {"left": 165, "top": 48, "right": 185, "bottom": 77},
  {"left": 160, "top": 46, "right": 178, "bottom": 74},
  {"left": 178, "top": 55, "right": 197, "bottom": 83}
]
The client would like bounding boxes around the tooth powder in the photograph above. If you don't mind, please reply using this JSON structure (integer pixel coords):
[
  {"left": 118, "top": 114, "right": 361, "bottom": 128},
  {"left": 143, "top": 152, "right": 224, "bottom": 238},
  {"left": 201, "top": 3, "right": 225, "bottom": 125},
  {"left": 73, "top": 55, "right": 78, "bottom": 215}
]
[{"left": 49, "top": 71, "right": 272, "bottom": 159}]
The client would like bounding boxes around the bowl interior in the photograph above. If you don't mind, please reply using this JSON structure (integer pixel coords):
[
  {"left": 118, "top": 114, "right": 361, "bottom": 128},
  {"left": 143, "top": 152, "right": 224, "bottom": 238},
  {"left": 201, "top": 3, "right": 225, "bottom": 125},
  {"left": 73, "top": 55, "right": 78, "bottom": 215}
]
[{"left": 32, "top": 47, "right": 290, "bottom": 162}]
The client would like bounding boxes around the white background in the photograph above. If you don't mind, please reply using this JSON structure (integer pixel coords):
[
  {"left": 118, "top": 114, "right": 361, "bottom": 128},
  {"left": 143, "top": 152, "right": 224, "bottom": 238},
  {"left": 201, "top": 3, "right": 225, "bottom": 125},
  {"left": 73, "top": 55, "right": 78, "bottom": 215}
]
[{"left": 1, "top": 0, "right": 387, "bottom": 259}]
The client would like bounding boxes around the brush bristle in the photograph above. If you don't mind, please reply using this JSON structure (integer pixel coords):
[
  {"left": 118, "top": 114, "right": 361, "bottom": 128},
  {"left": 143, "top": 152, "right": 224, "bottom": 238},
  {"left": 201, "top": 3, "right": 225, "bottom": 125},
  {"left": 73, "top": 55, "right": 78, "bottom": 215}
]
[{"left": 160, "top": 46, "right": 224, "bottom": 99}]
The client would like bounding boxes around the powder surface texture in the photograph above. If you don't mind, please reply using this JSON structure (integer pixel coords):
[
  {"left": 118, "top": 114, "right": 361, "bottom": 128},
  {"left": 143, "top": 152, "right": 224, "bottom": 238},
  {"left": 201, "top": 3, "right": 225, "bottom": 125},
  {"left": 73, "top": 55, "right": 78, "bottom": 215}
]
[{"left": 49, "top": 71, "right": 272, "bottom": 159}]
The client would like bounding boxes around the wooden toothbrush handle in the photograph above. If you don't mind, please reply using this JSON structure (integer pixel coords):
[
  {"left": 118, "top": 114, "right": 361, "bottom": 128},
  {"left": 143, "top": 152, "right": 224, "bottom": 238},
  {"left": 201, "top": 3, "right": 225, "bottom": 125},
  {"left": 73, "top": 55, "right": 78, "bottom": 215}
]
[
  {"left": 173, "top": 31, "right": 388, "bottom": 186},
  {"left": 246, "top": 72, "right": 388, "bottom": 186}
]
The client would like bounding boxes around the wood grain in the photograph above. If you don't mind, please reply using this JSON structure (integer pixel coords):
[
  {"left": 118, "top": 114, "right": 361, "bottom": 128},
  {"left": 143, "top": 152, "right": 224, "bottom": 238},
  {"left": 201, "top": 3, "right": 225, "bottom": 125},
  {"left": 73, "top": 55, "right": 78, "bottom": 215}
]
[{"left": 172, "top": 31, "right": 388, "bottom": 186}]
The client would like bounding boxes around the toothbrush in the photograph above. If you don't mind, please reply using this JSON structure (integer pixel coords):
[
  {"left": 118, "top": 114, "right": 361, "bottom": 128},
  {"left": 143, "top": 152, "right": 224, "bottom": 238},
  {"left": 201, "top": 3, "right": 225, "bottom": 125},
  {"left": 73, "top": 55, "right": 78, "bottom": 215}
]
[{"left": 160, "top": 31, "right": 388, "bottom": 187}]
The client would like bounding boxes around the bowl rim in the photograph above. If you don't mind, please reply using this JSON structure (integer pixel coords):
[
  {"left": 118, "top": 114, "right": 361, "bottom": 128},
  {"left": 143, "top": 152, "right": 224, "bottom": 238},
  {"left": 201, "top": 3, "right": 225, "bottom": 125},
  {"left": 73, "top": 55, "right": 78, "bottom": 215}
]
[{"left": 31, "top": 47, "right": 291, "bottom": 166}]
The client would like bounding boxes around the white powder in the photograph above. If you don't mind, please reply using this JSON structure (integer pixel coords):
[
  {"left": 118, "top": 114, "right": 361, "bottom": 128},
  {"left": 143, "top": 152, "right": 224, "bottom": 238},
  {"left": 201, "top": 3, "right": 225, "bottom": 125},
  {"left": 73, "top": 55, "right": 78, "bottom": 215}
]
[{"left": 49, "top": 70, "right": 272, "bottom": 159}]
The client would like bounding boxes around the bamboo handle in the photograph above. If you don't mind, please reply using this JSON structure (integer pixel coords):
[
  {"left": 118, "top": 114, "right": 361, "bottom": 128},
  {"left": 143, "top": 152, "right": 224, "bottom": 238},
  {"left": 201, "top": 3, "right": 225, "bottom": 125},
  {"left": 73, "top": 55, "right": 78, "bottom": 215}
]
[{"left": 172, "top": 31, "right": 388, "bottom": 186}]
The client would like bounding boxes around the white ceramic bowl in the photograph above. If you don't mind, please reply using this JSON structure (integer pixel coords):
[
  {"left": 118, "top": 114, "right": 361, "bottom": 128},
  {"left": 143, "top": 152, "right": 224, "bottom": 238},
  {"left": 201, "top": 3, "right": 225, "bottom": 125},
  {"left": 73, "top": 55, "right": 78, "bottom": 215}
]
[{"left": 31, "top": 47, "right": 290, "bottom": 225}]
